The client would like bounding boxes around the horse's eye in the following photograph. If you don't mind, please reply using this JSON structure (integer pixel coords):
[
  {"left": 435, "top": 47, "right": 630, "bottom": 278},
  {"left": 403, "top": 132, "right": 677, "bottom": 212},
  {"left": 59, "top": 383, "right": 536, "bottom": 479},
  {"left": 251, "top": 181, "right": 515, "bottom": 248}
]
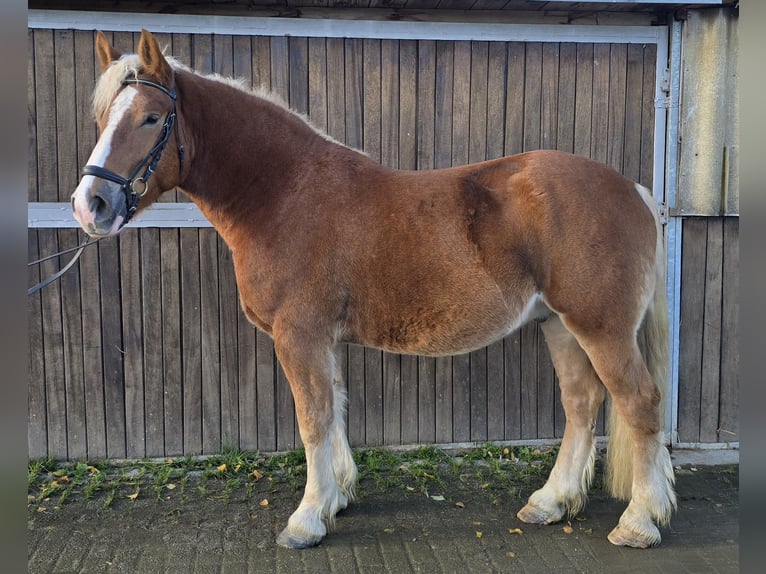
[{"left": 143, "top": 113, "right": 161, "bottom": 126}]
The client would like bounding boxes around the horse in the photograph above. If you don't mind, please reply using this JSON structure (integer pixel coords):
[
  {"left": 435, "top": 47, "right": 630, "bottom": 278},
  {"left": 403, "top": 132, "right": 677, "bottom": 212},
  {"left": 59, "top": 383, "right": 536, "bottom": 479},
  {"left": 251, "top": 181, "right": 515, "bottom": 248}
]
[{"left": 71, "top": 29, "right": 676, "bottom": 550}]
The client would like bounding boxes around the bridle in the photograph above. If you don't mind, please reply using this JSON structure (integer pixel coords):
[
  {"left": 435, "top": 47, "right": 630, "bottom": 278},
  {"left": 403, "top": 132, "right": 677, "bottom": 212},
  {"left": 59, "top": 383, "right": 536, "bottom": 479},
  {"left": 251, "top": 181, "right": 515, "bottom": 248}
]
[
  {"left": 28, "top": 75, "right": 184, "bottom": 296},
  {"left": 81, "top": 75, "right": 184, "bottom": 224}
]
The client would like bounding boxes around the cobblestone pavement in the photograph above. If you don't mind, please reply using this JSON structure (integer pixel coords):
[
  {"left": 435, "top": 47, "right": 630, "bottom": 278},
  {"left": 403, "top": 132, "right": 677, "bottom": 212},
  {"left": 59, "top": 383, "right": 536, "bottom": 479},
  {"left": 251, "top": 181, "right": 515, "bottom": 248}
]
[{"left": 28, "top": 450, "right": 738, "bottom": 574}]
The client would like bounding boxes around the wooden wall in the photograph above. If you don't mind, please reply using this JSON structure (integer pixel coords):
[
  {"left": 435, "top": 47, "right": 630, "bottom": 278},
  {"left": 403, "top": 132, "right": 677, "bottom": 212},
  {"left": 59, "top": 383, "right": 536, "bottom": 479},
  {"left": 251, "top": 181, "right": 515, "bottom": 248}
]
[
  {"left": 29, "top": 27, "right": 675, "bottom": 461},
  {"left": 677, "top": 217, "right": 739, "bottom": 444}
]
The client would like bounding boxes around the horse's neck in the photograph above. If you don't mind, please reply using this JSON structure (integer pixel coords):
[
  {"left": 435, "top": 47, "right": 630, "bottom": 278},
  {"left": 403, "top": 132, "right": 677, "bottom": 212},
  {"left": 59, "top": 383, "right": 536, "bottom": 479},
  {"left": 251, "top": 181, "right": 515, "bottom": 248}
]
[{"left": 175, "top": 70, "right": 352, "bottom": 241}]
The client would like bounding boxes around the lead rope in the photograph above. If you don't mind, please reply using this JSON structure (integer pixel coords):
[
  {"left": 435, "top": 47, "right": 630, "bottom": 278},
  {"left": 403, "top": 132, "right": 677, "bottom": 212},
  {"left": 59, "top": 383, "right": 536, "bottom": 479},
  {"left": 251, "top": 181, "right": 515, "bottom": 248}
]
[{"left": 27, "top": 235, "right": 101, "bottom": 296}]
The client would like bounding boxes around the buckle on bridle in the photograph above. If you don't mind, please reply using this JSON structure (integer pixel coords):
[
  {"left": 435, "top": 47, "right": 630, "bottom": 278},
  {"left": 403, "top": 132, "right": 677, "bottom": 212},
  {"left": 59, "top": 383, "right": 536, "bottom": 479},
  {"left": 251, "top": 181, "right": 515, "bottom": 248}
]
[{"left": 131, "top": 177, "right": 149, "bottom": 198}]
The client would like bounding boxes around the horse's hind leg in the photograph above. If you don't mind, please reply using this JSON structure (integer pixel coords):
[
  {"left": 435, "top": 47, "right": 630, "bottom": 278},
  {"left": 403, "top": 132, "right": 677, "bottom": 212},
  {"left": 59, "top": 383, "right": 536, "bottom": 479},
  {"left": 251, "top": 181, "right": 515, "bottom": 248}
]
[
  {"left": 517, "top": 315, "right": 606, "bottom": 525},
  {"left": 573, "top": 330, "right": 675, "bottom": 548},
  {"left": 272, "top": 331, "right": 351, "bottom": 549}
]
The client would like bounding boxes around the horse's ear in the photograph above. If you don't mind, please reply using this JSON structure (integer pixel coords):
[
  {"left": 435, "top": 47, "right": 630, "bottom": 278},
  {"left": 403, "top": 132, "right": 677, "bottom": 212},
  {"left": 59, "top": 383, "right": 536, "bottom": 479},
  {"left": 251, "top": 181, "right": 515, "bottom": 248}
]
[
  {"left": 137, "top": 29, "right": 172, "bottom": 85},
  {"left": 95, "top": 31, "right": 121, "bottom": 71}
]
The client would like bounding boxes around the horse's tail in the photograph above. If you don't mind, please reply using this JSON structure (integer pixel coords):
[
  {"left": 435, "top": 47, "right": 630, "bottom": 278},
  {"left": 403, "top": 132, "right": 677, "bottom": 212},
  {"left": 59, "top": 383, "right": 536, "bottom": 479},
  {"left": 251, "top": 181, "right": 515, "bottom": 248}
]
[{"left": 605, "top": 184, "right": 670, "bottom": 501}]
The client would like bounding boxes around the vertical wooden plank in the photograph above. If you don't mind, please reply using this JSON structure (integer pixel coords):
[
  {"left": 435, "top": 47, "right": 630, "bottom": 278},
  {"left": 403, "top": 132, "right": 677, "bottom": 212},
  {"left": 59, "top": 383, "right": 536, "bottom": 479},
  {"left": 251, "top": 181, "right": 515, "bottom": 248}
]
[
  {"left": 141, "top": 228, "right": 165, "bottom": 457},
  {"left": 470, "top": 348, "right": 488, "bottom": 442},
  {"left": 28, "top": 29, "right": 38, "bottom": 203},
  {"left": 256, "top": 331, "right": 276, "bottom": 452},
  {"left": 348, "top": 343, "right": 366, "bottom": 447},
  {"left": 33, "top": 31, "right": 66, "bottom": 459},
  {"left": 181, "top": 228, "right": 202, "bottom": 454},
  {"left": 199, "top": 228, "right": 221, "bottom": 454},
  {"left": 366, "top": 349, "right": 384, "bottom": 447},
  {"left": 487, "top": 339, "right": 505, "bottom": 441},
  {"left": 718, "top": 218, "right": 739, "bottom": 441},
  {"left": 28, "top": 230, "right": 48, "bottom": 459},
  {"left": 623, "top": 43, "right": 644, "bottom": 182},
  {"left": 504, "top": 42, "right": 525, "bottom": 156},
  {"left": 252, "top": 35, "right": 271, "bottom": 91},
  {"left": 522, "top": 42, "right": 542, "bottom": 152},
  {"left": 434, "top": 354, "right": 453, "bottom": 444},
  {"left": 434, "top": 41, "right": 454, "bottom": 169},
  {"left": 276, "top": 363, "right": 296, "bottom": 450},
  {"left": 383, "top": 352, "right": 401, "bottom": 445},
  {"left": 74, "top": 29, "right": 107, "bottom": 460},
  {"left": 700, "top": 219, "right": 723, "bottom": 442},
  {"left": 99, "top": 235, "right": 126, "bottom": 459},
  {"left": 591, "top": 44, "right": 610, "bottom": 163},
  {"left": 520, "top": 323, "right": 538, "bottom": 439},
  {"left": 120, "top": 228, "right": 145, "bottom": 459},
  {"left": 325, "top": 38, "right": 345, "bottom": 144},
  {"left": 678, "top": 218, "right": 706, "bottom": 442},
  {"left": 382, "top": 40, "right": 400, "bottom": 167},
  {"left": 468, "top": 41, "right": 489, "bottom": 163},
  {"left": 556, "top": 43, "right": 577, "bottom": 154},
  {"left": 34, "top": 29, "right": 57, "bottom": 203},
  {"left": 54, "top": 30, "right": 89, "bottom": 459},
  {"left": 415, "top": 39, "right": 434, "bottom": 170},
  {"left": 451, "top": 41, "right": 471, "bottom": 166},
  {"left": 607, "top": 44, "right": 627, "bottom": 174},
  {"left": 486, "top": 41, "right": 506, "bottom": 160},
  {"left": 308, "top": 37, "right": 328, "bottom": 133},
  {"left": 218, "top": 246, "right": 240, "bottom": 449},
  {"left": 573, "top": 43, "right": 594, "bottom": 158},
  {"left": 289, "top": 36, "right": 309, "bottom": 115},
  {"left": 540, "top": 42, "right": 559, "bottom": 150},
  {"left": 396, "top": 38, "right": 421, "bottom": 443},
  {"left": 160, "top": 228, "right": 183, "bottom": 456},
  {"left": 214, "top": 33, "right": 233, "bottom": 78},
  {"left": 536, "top": 326, "right": 556, "bottom": 439},
  {"left": 639, "top": 44, "right": 657, "bottom": 190},
  {"left": 504, "top": 332, "right": 522, "bottom": 440},
  {"left": 270, "top": 36, "right": 289, "bottom": 102},
  {"left": 400, "top": 352, "right": 419, "bottom": 444},
  {"left": 418, "top": 357, "right": 436, "bottom": 444}
]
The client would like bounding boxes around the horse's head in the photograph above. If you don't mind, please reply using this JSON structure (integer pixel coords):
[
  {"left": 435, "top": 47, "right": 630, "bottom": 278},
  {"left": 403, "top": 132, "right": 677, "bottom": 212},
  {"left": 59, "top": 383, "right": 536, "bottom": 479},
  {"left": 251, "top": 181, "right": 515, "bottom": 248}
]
[{"left": 71, "top": 29, "right": 184, "bottom": 237}]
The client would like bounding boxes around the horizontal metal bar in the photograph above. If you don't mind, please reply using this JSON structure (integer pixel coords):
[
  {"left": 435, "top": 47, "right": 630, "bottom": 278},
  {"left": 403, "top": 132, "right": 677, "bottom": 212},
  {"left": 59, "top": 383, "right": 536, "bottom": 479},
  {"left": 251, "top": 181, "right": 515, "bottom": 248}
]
[
  {"left": 28, "top": 202, "right": 212, "bottom": 228},
  {"left": 28, "top": 9, "right": 666, "bottom": 44}
]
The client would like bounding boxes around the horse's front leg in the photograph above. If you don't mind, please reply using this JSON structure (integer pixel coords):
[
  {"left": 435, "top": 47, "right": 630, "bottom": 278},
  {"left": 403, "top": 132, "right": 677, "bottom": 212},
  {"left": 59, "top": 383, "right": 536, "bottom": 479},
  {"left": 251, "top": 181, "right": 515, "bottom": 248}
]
[{"left": 273, "top": 329, "right": 352, "bottom": 549}]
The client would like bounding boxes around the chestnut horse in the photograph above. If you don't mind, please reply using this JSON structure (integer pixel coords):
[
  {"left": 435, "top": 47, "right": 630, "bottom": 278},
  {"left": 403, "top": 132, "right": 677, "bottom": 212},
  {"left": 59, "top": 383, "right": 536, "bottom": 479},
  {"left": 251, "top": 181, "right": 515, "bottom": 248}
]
[{"left": 71, "top": 30, "right": 676, "bottom": 549}]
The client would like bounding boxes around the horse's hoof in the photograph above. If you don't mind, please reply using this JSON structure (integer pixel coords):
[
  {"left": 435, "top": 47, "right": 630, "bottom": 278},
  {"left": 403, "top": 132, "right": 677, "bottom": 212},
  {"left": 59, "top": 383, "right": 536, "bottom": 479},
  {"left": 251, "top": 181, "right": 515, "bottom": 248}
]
[
  {"left": 276, "top": 529, "right": 322, "bottom": 549},
  {"left": 517, "top": 502, "right": 561, "bottom": 525},
  {"left": 607, "top": 524, "right": 660, "bottom": 549}
]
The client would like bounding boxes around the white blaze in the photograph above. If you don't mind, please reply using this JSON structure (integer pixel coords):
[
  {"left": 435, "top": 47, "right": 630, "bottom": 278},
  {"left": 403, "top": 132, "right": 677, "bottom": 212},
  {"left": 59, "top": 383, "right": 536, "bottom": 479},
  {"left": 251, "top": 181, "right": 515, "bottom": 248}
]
[{"left": 71, "top": 87, "right": 138, "bottom": 228}]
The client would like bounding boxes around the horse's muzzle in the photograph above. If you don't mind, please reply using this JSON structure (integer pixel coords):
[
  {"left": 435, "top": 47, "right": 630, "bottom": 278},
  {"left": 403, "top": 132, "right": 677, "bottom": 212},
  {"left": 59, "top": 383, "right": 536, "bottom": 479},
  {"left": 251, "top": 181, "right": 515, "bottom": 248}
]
[{"left": 71, "top": 179, "right": 127, "bottom": 237}]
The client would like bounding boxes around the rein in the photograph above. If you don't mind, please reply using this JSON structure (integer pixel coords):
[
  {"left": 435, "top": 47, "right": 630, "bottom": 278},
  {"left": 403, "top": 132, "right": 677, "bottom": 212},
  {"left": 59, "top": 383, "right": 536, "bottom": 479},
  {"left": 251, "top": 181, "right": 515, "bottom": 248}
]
[
  {"left": 81, "top": 76, "right": 184, "bottom": 224},
  {"left": 27, "top": 235, "right": 100, "bottom": 296}
]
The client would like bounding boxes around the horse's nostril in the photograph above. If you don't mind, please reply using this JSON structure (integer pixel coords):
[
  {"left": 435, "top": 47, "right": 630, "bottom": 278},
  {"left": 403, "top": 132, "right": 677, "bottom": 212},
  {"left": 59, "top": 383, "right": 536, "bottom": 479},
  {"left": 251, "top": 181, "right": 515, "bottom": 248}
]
[{"left": 88, "top": 193, "right": 108, "bottom": 218}]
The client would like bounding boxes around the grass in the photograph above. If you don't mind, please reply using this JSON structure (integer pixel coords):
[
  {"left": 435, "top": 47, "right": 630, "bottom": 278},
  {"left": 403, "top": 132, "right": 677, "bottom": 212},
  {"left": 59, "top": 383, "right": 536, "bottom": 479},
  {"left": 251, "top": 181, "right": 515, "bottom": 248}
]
[{"left": 27, "top": 443, "right": 559, "bottom": 511}]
